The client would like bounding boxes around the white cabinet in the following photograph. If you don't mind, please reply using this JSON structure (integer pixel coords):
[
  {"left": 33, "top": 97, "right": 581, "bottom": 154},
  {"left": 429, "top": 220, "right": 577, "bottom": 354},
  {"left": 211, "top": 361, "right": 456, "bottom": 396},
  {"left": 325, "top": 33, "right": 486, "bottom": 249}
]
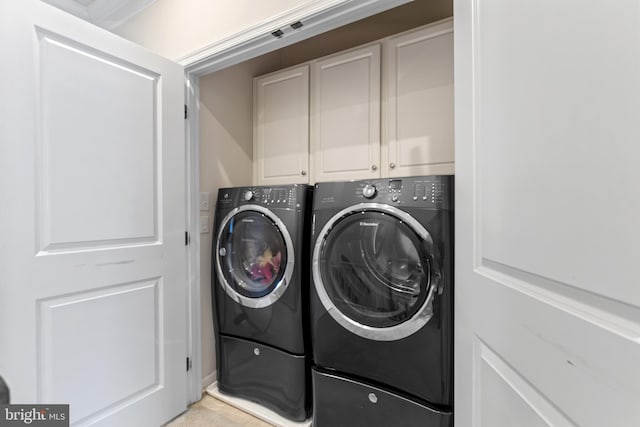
[
  {"left": 385, "top": 18, "right": 454, "bottom": 177},
  {"left": 311, "top": 44, "right": 381, "bottom": 183},
  {"left": 253, "top": 65, "right": 309, "bottom": 185},
  {"left": 252, "top": 19, "right": 454, "bottom": 185}
]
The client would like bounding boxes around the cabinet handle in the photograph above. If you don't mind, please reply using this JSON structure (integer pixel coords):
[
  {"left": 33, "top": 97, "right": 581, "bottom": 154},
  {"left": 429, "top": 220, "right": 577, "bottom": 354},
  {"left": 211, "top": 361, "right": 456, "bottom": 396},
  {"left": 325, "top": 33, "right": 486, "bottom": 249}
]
[
  {"left": 371, "top": 165, "right": 377, "bottom": 171},
  {"left": 301, "top": 170, "right": 307, "bottom": 176},
  {"left": 389, "top": 162, "right": 396, "bottom": 169}
]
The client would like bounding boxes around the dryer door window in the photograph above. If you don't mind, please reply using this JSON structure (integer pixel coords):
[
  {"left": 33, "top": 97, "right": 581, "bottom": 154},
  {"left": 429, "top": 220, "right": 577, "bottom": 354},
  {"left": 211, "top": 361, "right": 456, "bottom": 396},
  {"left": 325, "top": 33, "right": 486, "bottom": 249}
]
[
  {"left": 313, "top": 204, "right": 439, "bottom": 341},
  {"left": 216, "top": 206, "right": 295, "bottom": 308}
]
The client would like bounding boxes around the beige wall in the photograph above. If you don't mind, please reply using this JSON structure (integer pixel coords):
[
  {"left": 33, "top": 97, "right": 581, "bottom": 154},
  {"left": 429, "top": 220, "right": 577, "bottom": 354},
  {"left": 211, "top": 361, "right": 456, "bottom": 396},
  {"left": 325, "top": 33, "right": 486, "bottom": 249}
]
[
  {"left": 198, "top": 55, "right": 282, "bottom": 385},
  {"left": 114, "top": 0, "right": 313, "bottom": 60}
]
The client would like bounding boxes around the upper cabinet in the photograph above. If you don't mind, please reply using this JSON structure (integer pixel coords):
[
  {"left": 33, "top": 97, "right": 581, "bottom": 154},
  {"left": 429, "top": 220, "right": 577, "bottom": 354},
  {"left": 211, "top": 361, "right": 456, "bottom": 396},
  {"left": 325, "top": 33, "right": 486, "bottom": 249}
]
[
  {"left": 311, "top": 44, "right": 381, "bottom": 183},
  {"left": 385, "top": 18, "right": 454, "bottom": 177},
  {"left": 253, "top": 18, "right": 453, "bottom": 185},
  {"left": 253, "top": 65, "right": 310, "bottom": 185}
]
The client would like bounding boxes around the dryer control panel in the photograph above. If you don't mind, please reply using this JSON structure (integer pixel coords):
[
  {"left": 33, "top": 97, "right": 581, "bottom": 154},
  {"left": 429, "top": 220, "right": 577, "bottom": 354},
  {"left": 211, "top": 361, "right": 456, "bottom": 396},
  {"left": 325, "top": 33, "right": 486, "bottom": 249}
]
[{"left": 314, "top": 176, "right": 453, "bottom": 210}]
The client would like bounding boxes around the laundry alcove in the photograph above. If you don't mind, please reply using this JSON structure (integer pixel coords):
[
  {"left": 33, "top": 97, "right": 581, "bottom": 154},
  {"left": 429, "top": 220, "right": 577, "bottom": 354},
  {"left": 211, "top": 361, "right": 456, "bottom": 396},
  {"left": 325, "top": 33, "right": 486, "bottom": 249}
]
[{"left": 194, "top": 0, "right": 454, "bottom": 394}]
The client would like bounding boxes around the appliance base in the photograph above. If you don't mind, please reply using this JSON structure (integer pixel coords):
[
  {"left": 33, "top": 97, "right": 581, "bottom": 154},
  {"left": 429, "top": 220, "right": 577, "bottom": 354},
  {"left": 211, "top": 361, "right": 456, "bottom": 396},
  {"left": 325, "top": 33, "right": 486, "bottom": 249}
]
[
  {"left": 312, "top": 367, "right": 452, "bottom": 427},
  {"left": 217, "top": 334, "right": 310, "bottom": 422}
]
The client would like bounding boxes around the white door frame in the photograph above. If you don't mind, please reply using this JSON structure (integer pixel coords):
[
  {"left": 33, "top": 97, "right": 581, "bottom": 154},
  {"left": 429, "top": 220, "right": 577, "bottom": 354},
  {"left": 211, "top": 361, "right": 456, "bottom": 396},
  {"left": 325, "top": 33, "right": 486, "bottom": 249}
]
[{"left": 180, "top": 0, "right": 412, "bottom": 402}]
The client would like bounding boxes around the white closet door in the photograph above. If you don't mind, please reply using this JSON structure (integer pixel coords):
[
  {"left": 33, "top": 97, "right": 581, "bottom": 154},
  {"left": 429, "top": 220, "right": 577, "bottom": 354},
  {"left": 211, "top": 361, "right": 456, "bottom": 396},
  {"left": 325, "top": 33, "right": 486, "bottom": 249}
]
[
  {"left": 0, "top": 2, "right": 187, "bottom": 426},
  {"left": 312, "top": 44, "right": 381, "bottom": 183},
  {"left": 456, "top": 0, "right": 640, "bottom": 426},
  {"left": 386, "top": 18, "right": 454, "bottom": 178},
  {"left": 254, "top": 65, "right": 310, "bottom": 185}
]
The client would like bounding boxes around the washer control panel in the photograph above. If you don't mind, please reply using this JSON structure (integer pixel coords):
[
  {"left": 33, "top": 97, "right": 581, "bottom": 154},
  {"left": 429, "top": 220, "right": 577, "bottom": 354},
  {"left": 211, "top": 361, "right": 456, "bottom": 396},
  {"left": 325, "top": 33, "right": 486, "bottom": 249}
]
[{"left": 218, "top": 185, "right": 306, "bottom": 210}]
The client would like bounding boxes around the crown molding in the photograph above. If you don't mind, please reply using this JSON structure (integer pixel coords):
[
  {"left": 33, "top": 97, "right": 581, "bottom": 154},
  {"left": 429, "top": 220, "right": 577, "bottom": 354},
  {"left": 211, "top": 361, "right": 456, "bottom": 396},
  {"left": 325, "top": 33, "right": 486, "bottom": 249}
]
[{"left": 181, "top": 0, "right": 412, "bottom": 76}]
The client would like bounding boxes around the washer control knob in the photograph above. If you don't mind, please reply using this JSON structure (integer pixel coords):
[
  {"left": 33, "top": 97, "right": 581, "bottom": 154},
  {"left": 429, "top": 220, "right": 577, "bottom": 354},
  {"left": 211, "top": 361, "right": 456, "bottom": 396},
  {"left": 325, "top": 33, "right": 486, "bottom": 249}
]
[
  {"left": 368, "top": 393, "right": 378, "bottom": 404},
  {"left": 244, "top": 190, "right": 254, "bottom": 201},
  {"left": 254, "top": 348, "right": 260, "bottom": 356},
  {"left": 362, "top": 184, "right": 377, "bottom": 199},
  {"left": 391, "top": 194, "right": 399, "bottom": 202}
]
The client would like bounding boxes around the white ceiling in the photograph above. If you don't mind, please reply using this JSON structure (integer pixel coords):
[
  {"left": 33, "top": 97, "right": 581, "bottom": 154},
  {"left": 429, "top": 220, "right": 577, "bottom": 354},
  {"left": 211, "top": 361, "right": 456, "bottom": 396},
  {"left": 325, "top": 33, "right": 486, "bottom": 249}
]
[{"left": 43, "top": 0, "right": 157, "bottom": 30}]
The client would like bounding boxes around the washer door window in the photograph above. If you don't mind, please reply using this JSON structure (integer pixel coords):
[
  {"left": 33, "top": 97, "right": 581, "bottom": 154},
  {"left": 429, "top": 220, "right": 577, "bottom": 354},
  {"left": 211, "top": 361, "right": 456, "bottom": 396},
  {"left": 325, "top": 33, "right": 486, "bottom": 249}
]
[
  {"left": 313, "top": 204, "right": 439, "bottom": 341},
  {"left": 217, "top": 205, "right": 294, "bottom": 308}
]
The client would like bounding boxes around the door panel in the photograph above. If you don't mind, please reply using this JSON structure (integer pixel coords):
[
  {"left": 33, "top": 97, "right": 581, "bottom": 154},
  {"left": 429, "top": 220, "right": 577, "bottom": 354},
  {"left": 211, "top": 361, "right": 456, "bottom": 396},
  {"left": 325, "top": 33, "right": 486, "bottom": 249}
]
[
  {"left": 38, "top": 29, "right": 158, "bottom": 250},
  {"left": 39, "top": 280, "right": 159, "bottom": 423},
  {"left": 455, "top": 0, "right": 640, "bottom": 426},
  {"left": 476, "top": 340, "right": 568, "bottom": 427},
  {"left": 0, "top": 2, "right": 186, "bottom": 426}
]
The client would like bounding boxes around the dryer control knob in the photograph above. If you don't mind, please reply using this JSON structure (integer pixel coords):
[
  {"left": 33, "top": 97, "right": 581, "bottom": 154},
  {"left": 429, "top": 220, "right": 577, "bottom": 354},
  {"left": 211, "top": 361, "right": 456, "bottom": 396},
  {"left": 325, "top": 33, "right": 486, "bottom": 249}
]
[
  {"left": 362, "top": 184, "right": 377, "bottom": 199},
  {"left": 244, "top": 190, "right": 254, "bottom": 201}
]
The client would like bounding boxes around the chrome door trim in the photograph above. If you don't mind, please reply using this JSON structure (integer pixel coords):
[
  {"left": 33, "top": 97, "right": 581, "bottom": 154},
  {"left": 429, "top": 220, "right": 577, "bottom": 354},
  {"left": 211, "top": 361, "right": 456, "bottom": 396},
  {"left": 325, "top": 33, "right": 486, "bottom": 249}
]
[
  {"left": 312, "top": 203, "right": 437, "bottom": 341},
  {"left": 216, "top": 205, "right": 295, "bottom": 308}
]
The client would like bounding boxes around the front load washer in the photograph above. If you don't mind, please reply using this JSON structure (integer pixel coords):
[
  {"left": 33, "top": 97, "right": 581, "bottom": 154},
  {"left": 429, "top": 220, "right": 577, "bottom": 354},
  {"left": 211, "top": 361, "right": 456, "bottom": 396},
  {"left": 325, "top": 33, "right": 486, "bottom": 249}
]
[
  {"left": 310, "top": 176, "right": 453, "bottom": 426},
  {"left": 213, "top": 184, "right": 312, "bottom": 421}
]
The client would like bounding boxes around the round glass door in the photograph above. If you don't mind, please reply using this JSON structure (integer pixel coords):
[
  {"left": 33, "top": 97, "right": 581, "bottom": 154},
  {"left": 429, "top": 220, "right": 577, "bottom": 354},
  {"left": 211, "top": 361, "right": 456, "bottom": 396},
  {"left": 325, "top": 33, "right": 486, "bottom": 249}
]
[
  {"left": 216, "top": 205, "right": 294, "bottom": 308},
  {"left": 313, "top": 204, "right": 439, "bottom": 341}
]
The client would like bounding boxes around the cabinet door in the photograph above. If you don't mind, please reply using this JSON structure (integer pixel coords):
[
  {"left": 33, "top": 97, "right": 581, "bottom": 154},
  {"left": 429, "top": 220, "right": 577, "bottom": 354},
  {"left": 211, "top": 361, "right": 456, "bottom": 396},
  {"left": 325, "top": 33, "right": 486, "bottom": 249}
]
[
  {"left": 312, "top": 44, "right": 381, "bottom": 182},
  {"left": 386, "top": 19, "right": 454, "bottom": 177},
  {"left": 254, "top": 65, "right": 309, "bottom": 185}
]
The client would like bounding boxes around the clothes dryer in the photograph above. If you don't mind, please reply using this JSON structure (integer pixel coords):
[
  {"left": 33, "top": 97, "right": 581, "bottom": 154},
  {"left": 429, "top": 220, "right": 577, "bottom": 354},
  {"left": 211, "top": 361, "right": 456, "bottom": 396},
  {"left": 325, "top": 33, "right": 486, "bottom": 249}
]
[
  {"left": 310, "top": 176, "right": 453, "bottom": 426},
  {"left": 213, "top": 184, "right": 312, "bottom": 421}
]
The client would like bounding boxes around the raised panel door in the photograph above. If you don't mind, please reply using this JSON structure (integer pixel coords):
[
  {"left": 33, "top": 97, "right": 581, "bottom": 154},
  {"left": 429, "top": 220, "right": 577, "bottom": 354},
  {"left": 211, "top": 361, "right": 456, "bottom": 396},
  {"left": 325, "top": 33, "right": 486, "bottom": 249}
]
[
  {"left": 455, "top": 0, "right": 640, "bottom": 425},
  {"left": 0, "top": 2, "right": 187, "bottom": 425}
]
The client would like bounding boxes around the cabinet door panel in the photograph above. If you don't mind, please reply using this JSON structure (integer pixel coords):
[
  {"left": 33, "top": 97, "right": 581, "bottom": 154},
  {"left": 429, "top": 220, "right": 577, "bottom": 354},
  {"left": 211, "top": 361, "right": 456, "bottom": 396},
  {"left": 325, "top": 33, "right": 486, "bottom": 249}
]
[
  {"left": 312, "top": 44, "right": 381, "bottom": 182},
  {"left": 387, "top": 19, "right": 454, "bottom": 177},
  {"left": 254, "top": 65, "right": 309, "bottom": 185}
]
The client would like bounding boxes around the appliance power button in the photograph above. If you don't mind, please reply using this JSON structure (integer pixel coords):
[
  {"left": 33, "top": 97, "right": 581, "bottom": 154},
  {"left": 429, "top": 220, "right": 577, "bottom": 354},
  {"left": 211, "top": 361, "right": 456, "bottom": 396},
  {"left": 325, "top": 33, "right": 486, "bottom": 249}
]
[{"left": 362, "top": 184, "right": 377, "bottom": 199}]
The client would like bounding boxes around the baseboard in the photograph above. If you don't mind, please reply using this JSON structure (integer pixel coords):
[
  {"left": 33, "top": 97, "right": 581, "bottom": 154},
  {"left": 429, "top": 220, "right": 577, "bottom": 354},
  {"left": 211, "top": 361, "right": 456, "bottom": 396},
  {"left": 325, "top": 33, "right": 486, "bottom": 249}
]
[
  {"left": 206, "top": 383, "right": 311, "bottom": 427},
  {"left": 201, "top": 372, "right": 216, "bottom": 393}
]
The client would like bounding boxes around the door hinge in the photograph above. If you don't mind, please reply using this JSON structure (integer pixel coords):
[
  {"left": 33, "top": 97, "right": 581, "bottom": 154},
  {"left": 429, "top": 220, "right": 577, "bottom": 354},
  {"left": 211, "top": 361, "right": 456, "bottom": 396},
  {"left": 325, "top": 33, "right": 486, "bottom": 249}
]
[
  {"left": 186, "top": 357, "right": 192, "bottom": 372},
  {"left": 185, "top": 231, "right": 190, "bottom": 246},
  {"left": 184, "top": 104, "right": 188, "bottom": 119}
]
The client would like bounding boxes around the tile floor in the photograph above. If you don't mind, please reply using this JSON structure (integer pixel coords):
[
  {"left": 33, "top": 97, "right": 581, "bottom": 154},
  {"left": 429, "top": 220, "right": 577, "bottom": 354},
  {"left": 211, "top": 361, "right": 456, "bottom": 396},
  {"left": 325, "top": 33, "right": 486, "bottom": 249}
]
[{"left": 165, "top": 395, "right": 271, "bottom": 427}]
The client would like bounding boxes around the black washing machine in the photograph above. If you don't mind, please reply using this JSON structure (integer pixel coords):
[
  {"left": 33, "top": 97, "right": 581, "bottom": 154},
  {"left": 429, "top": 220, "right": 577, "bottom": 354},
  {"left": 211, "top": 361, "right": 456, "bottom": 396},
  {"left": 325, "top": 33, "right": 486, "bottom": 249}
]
[
  {"left": 310, "top": 176, "right": 453, "bottom": 427},
  {"left": 213, "top": 184, "right": 312, "bottom": 421}
]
